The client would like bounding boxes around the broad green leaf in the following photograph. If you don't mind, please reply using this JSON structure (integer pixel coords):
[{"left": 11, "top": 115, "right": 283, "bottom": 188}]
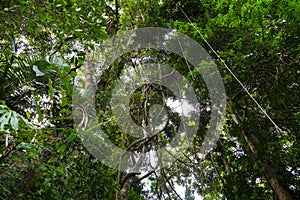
[
  {"left": 10, "top": 111, "right": 19, "bottom": 131},
  {"left": 0, "top": 111, "right": 11, "bottom": 129}
]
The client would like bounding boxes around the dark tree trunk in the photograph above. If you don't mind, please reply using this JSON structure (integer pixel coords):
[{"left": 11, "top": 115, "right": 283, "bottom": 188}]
[{"left": 231, "top": 105, "right": 294, "bottom": 200}]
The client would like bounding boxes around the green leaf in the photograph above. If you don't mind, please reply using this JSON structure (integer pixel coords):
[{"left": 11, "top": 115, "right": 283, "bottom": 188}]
[
  {"left": 0, "top": 111, "right": 11, "bottom": 129},
  {"left": 187, "top": 121, "right": 196, "bottom": 126},
  {"left": 10, "top": 111, "right": 19, "bottom": 131},
  {"left": 33, "top": 60, "right": 51, "bottom": 72},
  {"left": 17, "top": 142, "right": 36, "bottom": 149},
  {"left": 67, "top": 133, "right": 77, "bottom": 143},
  {"left": 70, "top": 71, "right": 77, "bottom": 77},
  {"left": 26, "top": 111, "right": 31, "bottom": 119},
  {"left": 49, "top": 157, "right": 58, "bottom": 163},
  {"left": 58, "top": 144, "right": 67, "bottom": 152}
]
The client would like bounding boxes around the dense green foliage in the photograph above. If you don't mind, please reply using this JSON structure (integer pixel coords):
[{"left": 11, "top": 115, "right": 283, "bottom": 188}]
[{"left": 0, "top": 0, "right": 299, "bottom": 199}]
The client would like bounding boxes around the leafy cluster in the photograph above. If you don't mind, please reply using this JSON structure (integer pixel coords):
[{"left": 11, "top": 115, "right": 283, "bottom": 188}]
[{"left": 0, "top": 0, "right": 299, "bottom": 200}]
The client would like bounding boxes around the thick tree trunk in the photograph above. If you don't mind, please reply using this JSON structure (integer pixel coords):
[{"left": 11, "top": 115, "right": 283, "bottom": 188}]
[
  {"left": 262, "top": 162, "right": 293, "bottom": 200},
  {"left": 117, "top": 175, "right": 134, "bottom": 200},
  {"left": 242, "top": 131, "right": 294, "bottom": 200},
  {"left": 231, "top": 110, "right": 294, "bottom": 200}
]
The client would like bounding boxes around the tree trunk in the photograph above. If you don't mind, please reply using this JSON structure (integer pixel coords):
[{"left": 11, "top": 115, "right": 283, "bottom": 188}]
[
  {"left": 218, "top": 141, "right": 232, "bottom": 174},
  {"left": 242, "top": 131, "right": 294, "bottom": 200},
  {"left": 262, "top": 162, "right": 294, "bottom": 200},
  {"left": 231, "top": 110, "right": 294, "bottom": 200}
]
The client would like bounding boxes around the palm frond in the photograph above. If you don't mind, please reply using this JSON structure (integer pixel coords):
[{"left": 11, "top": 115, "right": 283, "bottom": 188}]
[{"left": 0, "top": 55, "right": 48, "bottom": 114}]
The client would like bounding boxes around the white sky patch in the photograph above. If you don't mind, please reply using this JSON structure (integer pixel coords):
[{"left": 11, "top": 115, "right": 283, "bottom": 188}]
[
  {"left": 174, "top": 183, "right": 204, "bottom": 200},
  {"left": 15, "top": 35, "right": 34, "bottom": 56},
  {"left": 255, "top": 178, "right": 261, "bottom": 184},
  {"left": 141, "top": 174, "right": 204, "bottom": 200},
  {"left": 166, "top": 98, "right": 198, "bottom": 117}
]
